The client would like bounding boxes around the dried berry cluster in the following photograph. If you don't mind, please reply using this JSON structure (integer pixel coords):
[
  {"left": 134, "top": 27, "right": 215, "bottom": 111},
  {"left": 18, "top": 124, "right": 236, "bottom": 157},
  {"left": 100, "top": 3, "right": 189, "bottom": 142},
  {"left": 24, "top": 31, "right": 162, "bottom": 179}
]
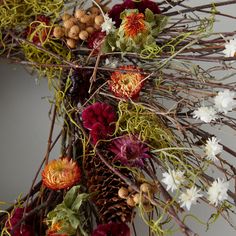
[
  {"left": 53, "top": 5, "right": 108, "bottom": 48},
  {"left": 118, "top": 181, "right": 158, "bottom": 212}
]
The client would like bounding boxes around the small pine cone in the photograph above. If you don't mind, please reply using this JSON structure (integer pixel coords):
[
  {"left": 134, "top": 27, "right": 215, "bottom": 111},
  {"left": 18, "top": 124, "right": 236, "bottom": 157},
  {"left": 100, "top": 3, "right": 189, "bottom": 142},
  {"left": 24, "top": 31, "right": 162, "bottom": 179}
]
[{"left": 85, "top": 155, "right": 133, "bottom": 223}]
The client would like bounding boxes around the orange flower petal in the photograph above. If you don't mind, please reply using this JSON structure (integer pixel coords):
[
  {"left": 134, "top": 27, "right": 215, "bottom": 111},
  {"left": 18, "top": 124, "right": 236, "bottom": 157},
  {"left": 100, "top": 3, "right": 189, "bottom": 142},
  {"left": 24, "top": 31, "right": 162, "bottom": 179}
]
[
  {"left": 42, "top": 157, "right": 81, "bottom": 190},
  {"left": 123, "top": 12, "right": 146, "bottom": 38},
  {"left": 109, "top": 65, "right": 144, "bottom": 99}
]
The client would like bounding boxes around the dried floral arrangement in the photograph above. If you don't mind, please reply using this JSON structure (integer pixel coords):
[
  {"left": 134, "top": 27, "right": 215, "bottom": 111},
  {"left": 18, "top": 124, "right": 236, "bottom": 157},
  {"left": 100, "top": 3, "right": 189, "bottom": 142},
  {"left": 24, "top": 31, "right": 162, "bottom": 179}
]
[{"left": 1, "top": 0, "right": 236, "bottom": 235}]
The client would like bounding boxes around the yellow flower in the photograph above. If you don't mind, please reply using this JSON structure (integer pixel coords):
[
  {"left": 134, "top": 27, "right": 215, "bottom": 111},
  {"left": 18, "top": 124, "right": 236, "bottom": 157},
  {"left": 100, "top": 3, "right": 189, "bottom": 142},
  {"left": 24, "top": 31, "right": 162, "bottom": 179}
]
[{"left": 42, "top": 157, "right": 81, "bottom": 190}]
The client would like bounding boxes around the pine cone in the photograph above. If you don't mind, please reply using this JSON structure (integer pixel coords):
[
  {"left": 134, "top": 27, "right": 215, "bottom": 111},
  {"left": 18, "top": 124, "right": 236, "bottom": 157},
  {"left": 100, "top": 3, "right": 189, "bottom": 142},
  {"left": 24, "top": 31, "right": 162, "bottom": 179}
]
[{"left": 85, "top": 155, "right": 133, "bottom": 223}]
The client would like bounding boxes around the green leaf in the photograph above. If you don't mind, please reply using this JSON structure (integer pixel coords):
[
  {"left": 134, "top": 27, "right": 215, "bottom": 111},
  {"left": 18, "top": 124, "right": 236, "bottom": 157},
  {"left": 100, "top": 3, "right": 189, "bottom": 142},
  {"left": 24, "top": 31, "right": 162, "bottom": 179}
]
[
  {"left": 64, "top": 185, "right": 80, "bottom": 208},
  {"left": 71, "top": 193, "right": 89, "bottom": 212},
  {"left": 145, "top": 8, "right": 154, "bottom": 22},
  {"left": 153, "top": 15, "right": 169, "bottom": 35}
]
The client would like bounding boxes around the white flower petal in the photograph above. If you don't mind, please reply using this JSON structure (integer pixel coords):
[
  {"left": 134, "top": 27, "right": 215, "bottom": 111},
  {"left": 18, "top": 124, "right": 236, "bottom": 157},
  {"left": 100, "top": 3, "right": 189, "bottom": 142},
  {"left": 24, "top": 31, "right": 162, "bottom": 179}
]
[
  {"left": 207, "top": 178, "right": 229, "bottom": 206},
  {"left": 204, "top": 137, "right": 223, "bottom": 162},
  {"left": 162, "top": 169, "right": 185, "bottom": 192},
  {"left": 192, "top": 106, "right": 217, "bottom": 123},
  {"left": 214, "top": 89, "right": 236, "bottom": 114},
  {"left": 179, "top": 186, "right": 203, "bottom": 211}
]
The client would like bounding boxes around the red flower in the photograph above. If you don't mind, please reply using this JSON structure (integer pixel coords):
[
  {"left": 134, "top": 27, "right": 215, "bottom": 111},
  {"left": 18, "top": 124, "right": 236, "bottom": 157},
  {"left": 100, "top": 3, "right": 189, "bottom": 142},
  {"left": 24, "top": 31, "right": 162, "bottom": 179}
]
[
  {"left": 123, "top": 12, "right": 146, "bottom": 38},
  {"left": 87, "top": 31, "right": 106, "bottom": 51},
  {"left": 109, "top": 0, "right": 161, "bottom": 27},
  {"left": 5, "top": 207, "right": 34, "bottom": 236},
  {"left": 110, "top": 135, "right": 150, "bottom": 167},
  {"left": 109, "top": 65, "right": 144, "bottom": 99},
  {"left": 92, "top": 222, "right": 130, "bottom": 236},
  {"left": 82, "top": 102, "right": 117, "bottom": 144},
  {"left": 42, "top": 157, "right": 81, "bottom": 190}
]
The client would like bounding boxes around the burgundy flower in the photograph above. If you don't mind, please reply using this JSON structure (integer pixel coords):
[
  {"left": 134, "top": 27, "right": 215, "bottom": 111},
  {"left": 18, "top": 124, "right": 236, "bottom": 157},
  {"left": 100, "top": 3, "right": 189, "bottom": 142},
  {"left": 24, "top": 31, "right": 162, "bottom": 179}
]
[
  {"left": 5, "top": 207, "right": 34, "bottom": 236},
  {"left": 110, "top": 135, "right": 150, "bottom": 167},
  {"left": 109, "top": 0, "right": 161, "bottom": 27},
  {"left": 87, "top": 31, "right": 106, "bottom": 51},
  {"left": 90, "top": 122, "right": 109, "bottom": 144},
  {"left": 92, "top": 222, "right": 130, "bottom": 236},
  {"left": 82, "top": 102, "right": 117, "bottom": 144}
]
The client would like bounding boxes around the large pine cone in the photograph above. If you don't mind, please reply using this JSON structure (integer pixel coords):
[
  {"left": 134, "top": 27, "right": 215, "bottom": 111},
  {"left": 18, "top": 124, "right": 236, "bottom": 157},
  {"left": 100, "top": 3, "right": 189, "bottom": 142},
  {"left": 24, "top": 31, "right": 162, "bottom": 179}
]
[{"left": 85, "top": 154, "right": 133, "bottom": 223}]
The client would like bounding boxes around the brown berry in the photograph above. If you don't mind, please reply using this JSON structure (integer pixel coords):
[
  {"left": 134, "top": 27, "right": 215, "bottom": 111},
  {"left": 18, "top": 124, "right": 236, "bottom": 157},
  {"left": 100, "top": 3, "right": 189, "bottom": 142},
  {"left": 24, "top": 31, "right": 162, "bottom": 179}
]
[
  {"left": 133, "top": 193, "right": 141, "bottom": 204},
  {"left": 94, "top": 15, "right": 104, "bottom": 26},
  {"left": 140, "top": 183, "right": 153, "bottom": 193},
  {"left": 86, "top": 26, "right": 94, "bottom": 34},
  {"left": 80, "top": 15, "right": 91, "bottom": 24},
  {"left": 79, "top": 30, "right": 89, "bottom": 41},
  {"left": 94, "top": 24, "right": 101, "bottom": 30},
  {"left": 89, "top": 7, "right": 100, "bottom": 15},
  {"left": 63, "top": 19, "right": 75, "bottom": 29},
  {"left": 126, "top": 196, "right": 136, "bottom": 207},
  {"left": 68, "top": 25, "right": 80, "bottom": 40},
  {"left": 75, "top": 9, "right": 86, "bottom": 19},
  {"left": 53, "top": 26, "right": 65, "bottom": 38},
  {"left": 118, "top": 187, "right": 129, "bottom": 199},
  {"left": 62, "top": 13, "right": 71, "bottom": 21},
  {"left": 66, "top": 38, "right": 77, "bottom": 49}
]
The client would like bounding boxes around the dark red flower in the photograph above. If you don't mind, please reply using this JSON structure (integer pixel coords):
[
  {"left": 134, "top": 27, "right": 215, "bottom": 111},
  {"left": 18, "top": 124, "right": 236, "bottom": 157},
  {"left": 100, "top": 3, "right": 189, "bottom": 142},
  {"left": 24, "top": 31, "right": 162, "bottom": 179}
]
[
  {"left": 5, "top": 207, "right": 34, "bottom": 236},
  {"left": 109, "top": 0, "right": 161, "bottom": 27},
  {"left": 82, "top": 102, "right": 116, "bottom": 130},
  {"left": 87, "top": 31, "right": 106, "bottom": 51},
  {"left": 82, "top": 102, "right": 117, "bottom": 144},
  {"left": 92, "top": 222, "right": 130, "bottom": 236},
  {"left": 110, "top": 135, "right": 150, "bottom": 167}
]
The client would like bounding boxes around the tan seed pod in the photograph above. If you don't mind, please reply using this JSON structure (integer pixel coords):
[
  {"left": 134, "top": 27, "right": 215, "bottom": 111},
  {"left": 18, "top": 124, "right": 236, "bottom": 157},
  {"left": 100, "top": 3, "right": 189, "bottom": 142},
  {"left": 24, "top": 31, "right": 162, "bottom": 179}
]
[
  {"left": 68, "top": 25, "right": 80, "bottom": 40},
  {"left": 133, "top": 193, "right": 141, "bottom": 204},
  {"left": 140, "top": 183, "right": 153, "bottom": 193},
  {"left": 66, "top": 38, "right": 77, "bottom": 49},
  {"left": 75, "top": 9, "right": 86, "bottom": 19},
  {"left": 95, "top": 15, "right": 104, "bottom": 26},
  {"left": 94, "top": 24, "right": 101, "bottom": 30},
  {"left": 62, "top": 13, "right": 71, "bottom": 21},
  {"left": 126, "top": 196, "right": 136, "bottom": 207},
  {"left": 80, "top": 15, "right": 91, "bottom": 24},
  {"left": 78, "top": 22, "right": 86, "bottom": 30},
  {"left": 63, "top": 19, "right": 75, "bottom": 29},
  {"left": 118, "top": 187, "right": 129, "bottom": 199},
  {"left": 89, "top": 6, "right": 100, "bottom": 15},
  {"left": 53, "top": 26, "right": 65, "bottom": 38},
  {"left": 79, "top": 30, "right": 89, "bottom": 41},
  {"left": 86, "top": 26, "right": 95, "bottom": 34}
]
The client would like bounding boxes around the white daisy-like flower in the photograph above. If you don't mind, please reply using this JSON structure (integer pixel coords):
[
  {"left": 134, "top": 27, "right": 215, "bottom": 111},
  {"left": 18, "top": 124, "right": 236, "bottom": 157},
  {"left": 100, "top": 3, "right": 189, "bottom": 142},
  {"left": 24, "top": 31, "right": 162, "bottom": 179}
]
[
  {"left": 192, "top": 106, "right": 217, "bottom": 123},
  {"left": 101, "top": 14, "right": 115, "bottom": 35},
  {"left": 162, "top": 169, "right": 185, "bottom": 192},
  {"left": 223, "top": 38, "right": 236, "bottom": 57},
  {"left": 204, "top": 137, "right": 223, "bottom": 162},
  {"left": 214, "top": 89, "right": 236, "bottom": 114},
  {"left": 179, "top": 186, "right": 203, "bottom": 211},
  {"left": 207, "top": 178, "right": 229, "bottom": 206}
]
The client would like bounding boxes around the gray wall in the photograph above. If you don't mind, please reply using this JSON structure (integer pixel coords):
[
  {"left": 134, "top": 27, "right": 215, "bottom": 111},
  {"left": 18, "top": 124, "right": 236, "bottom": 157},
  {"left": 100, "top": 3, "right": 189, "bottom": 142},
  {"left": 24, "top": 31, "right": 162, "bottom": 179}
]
[{"left": 1, "top": 1, "right": 236, "bottom": 235}]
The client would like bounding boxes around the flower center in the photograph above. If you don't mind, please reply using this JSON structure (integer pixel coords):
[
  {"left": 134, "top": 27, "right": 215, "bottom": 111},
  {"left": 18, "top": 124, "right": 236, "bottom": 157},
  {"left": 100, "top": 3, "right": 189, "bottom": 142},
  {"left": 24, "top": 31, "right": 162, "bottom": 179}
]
[{"left": 124, "top": 12, "right": 146, "bottom": 38}]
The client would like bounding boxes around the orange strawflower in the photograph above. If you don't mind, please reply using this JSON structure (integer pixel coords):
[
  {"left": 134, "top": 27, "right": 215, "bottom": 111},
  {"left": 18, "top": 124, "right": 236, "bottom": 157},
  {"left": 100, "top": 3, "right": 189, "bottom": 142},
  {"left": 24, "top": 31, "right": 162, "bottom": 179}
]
[
  {"left": 123, "top": 12, "right": 146, "bottom": 38},
  {"left": 42, "top": 157, "right": 81, "bottom": 190},
  {"left": 109, "top": 65, "right": 144, "bottom": 99}
]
